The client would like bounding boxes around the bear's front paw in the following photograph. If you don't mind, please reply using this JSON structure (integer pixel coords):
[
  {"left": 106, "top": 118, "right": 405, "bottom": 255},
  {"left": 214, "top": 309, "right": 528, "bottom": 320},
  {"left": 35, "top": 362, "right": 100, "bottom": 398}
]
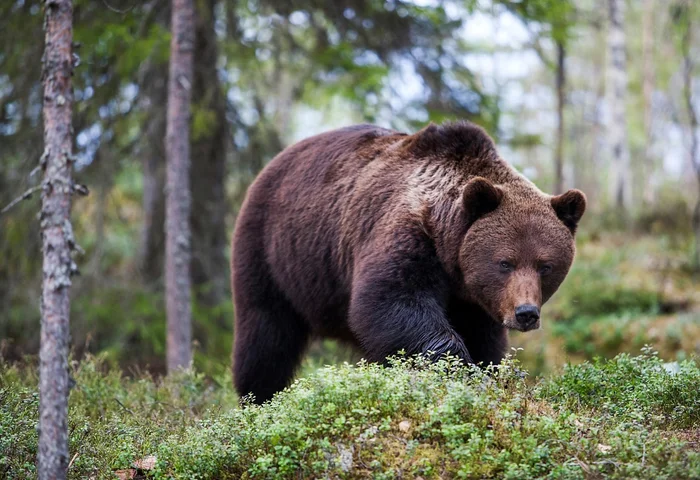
[{"left": 422, "top": 333, "right": 473, "bottom": 364}]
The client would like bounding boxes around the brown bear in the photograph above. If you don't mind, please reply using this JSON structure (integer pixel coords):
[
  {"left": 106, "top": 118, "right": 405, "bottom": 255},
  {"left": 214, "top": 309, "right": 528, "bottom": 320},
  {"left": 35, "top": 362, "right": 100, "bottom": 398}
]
[{"left": 231, "top": 121, "right": 586, "bottom": 403}]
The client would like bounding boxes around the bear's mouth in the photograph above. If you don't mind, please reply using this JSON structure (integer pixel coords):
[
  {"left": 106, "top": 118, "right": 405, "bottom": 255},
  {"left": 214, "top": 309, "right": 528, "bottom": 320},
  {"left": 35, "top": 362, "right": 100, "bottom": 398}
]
[{"left": 503, "top": 317, "right": 541, "bottom": 332}]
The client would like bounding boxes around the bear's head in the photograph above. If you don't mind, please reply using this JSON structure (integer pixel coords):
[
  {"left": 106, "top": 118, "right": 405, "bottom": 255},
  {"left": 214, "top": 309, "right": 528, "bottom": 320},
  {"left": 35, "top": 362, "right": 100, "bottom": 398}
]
[{"left": 459, "top": 176, "right": 586, "bottom": 331}]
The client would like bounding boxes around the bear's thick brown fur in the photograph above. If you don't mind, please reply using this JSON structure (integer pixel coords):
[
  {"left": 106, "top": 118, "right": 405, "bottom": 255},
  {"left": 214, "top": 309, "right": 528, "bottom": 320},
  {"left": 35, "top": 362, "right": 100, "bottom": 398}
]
[{"left": 231, "top": 121, "right": 586, "bottom": 403}]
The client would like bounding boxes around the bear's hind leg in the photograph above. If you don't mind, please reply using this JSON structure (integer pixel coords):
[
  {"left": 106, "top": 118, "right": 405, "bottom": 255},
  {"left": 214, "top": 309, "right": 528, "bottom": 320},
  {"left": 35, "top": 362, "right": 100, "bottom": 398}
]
[{"left": 233, "top": 295, "right": 310, "bottom": 404}]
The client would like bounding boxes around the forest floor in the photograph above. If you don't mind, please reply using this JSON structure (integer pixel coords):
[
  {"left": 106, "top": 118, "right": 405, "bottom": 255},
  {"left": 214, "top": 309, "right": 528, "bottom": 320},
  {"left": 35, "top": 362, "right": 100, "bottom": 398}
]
[
  {"left": 2, "top": 351, "right": 700, "bottom": 479},
  {"left": 2, "top": 232, "right": 700, "bottom": 479}
]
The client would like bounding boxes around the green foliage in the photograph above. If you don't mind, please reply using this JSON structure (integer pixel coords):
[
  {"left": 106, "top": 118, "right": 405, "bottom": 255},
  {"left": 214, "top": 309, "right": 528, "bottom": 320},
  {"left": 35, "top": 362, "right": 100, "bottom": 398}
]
[
  {"left": 71, "top": 285, "right": 168, "bottom": 367},
  {"left": 0, "top": 354, "right": 238, "bottom": 479},
  {"left": 74, "top": 14, "right": 169, "bottom": 79},
  {"left": 498, "top": 0, "right": 576, "bottom": 44},
  {"left": 299, "top": 339, "right": 360, "bottom": 377},
  {"left": 542, "top": 347, "right": 700, "bottom": 429},
  {"left": 547, "top": 255, "right": 660, "bottom": 321},
  {"left": 0, "top": 370, "right": 39, "bottom": 479},
  {"left": 2, "top": 353, "right": 700, "bottom": 479},
  {"left": 191, "top": 105, "right": 221, "bottom": 142},
  {"left": 192, "top": 294, "right": 234, "bottom": 377},
  {"left": 552, "top": 313, "right": 641, "bottom": 357},
  {"left": 634, "top": 190, "right": 693, "bottom": 236}
]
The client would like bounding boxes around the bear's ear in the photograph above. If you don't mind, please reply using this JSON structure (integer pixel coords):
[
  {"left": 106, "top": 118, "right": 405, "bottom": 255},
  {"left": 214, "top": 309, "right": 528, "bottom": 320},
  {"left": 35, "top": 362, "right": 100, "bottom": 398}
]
[
  {"left": 463, "top": 176, "right": 503, "bottom": 225},
  {"left": 551, "top": 189, "right": 587, "bottom": 234}
]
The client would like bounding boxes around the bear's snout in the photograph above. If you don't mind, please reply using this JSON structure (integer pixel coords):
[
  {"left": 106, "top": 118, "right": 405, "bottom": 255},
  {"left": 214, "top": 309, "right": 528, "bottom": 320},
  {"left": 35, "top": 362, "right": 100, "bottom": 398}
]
[
  {"left": 498, "top": 271, "right": 542, "bottom": 332},
  {"left": 514, "top": 304, "right": 540, "bottom": 331}
]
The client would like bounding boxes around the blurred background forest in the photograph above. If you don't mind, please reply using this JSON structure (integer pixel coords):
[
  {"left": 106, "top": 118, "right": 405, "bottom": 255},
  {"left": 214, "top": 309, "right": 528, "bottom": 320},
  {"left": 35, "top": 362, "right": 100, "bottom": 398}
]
[{"left": 1, "top": 0, "right": 699, "bottom": 377}]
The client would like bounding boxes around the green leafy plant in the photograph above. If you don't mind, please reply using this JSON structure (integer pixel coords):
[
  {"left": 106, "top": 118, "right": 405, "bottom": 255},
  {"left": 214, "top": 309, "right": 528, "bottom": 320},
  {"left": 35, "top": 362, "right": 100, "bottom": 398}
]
[{"left": 2, "top": 351, "right": 700, "bottom": 479}]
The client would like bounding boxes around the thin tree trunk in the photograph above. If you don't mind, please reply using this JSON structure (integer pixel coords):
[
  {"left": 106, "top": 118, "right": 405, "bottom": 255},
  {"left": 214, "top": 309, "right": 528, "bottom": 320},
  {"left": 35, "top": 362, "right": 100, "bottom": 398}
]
[
  {"left": 554, "top": 40, "right": 566, "bottom": 195},
  {"left": 589, "top": 22, "right": 607, "bottom": 210},
  {"left": 606, "top": 0, "right": 632, "bottom": 213},
  {"left": 680, "top": 4, "right": 700, "bottom": 269},
  {"left": 190, "top": 0, "right": 229, "bottom": 312},
  {"left": 165, "top": 0, "right": 194, "bottom": 372},
  {"left": 138, "top": 4, "right": 170, "bottom": 285},
  {"left": 139, "top": 72, "right": 167, "bottom": 284},
  {"left": 39, "top": 0, "right": 76, "bottom": 478},
  {"left": 87, "top": 161, "right": 107, "bottom": 276},
  {"left": 642, "top": 0, "right": 656, "bottom": 205}
]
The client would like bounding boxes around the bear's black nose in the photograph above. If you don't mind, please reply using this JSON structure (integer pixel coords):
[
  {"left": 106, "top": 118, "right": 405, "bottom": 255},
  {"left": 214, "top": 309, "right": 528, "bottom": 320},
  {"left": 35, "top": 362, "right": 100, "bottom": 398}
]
[{"left": 515, "top": 304, "right": 540, "bottom": 330}]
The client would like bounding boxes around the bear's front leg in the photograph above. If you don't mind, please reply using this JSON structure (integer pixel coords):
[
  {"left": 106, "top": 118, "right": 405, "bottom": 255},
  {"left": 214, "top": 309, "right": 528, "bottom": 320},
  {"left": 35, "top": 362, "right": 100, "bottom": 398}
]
[
  {"left": 348, "top": 236, "right": 472, "bottom": 364},
  {"left": 448, "top": 297, "right": 508, "bottom": 366}
]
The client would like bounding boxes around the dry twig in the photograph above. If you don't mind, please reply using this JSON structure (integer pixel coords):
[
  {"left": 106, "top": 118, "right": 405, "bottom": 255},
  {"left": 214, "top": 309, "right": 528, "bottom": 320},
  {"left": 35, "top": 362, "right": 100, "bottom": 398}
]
[{"left": 0, "top": 185, "right": 42, "bottom": 216}]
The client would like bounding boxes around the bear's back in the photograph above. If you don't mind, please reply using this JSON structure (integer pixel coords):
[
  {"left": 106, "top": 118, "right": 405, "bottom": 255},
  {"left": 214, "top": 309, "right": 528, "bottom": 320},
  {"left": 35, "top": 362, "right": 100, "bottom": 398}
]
[{"left": 235, "top": 124, "right": 406, "bottom": 332}]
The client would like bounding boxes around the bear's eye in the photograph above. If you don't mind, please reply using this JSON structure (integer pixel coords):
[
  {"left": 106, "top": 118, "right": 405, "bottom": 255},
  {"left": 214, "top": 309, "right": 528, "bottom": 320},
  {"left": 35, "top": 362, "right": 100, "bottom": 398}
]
[
  {"left": 538, "top": 264, "right": 553, "bottom": 276},
  {"left": 499, "top": 261, "right": 514, "bottom": 273}
]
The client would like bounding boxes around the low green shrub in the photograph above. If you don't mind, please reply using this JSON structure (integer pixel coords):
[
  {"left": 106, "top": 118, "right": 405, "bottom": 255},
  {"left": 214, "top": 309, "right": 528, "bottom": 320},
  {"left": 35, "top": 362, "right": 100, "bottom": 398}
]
[
  {"left": 2, "top": 351, "right": 700, "bottom": 479},
  {"left": 633, "top": 190, "right": 692, "bottom": 236},
  {"left": 541, "top": 347, "right": 700, "bottom": 429},
  {"left": 548, "top": 261, "right": 660, "bottom": 321}
]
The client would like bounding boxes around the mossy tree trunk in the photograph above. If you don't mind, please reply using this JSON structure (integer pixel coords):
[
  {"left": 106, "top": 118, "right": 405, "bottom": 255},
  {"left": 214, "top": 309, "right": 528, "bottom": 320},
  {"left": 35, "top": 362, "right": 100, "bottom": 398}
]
[
  {"left": 165, "top": 0, "right": 195, "bottom": 372},
  {"left": 38, "top": 0, "right": 76, "bottom": 478}
]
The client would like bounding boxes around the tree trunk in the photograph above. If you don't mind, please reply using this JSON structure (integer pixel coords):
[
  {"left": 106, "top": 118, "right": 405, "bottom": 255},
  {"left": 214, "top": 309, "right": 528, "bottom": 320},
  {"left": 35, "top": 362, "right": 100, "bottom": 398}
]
[
  {"left": 642, "top": 0, "right": 656, "bottom": 206},
  {"left": 139, "top": 72, "right": 167, "bottom": 284},
  {"left": 38, "top": 0, "right": 76, "bottom": 478},
  {"left": 680, "top": 4, "right": 700, "bottom": 269},
  {"left": 165, "top": 0, "right": 195, "bottom": 372},
  {"left": 139, "top": 0, "right": 229, "bottom": 310},
  {"left": 138, "top": 3, "right": 170, "bottom": 285},
  {"left": 554, "top": 40, "right": 566, "bottom": 195},
  {"left": 190, "top": 0, "right": 229, "bottom": 311},
  {"left": 606, "top": 0, "right": 632, "bottom": 213}
]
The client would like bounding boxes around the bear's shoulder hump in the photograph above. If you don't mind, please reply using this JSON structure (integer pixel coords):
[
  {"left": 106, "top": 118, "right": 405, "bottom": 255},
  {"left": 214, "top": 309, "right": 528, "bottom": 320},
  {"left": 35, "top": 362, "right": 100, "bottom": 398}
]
[{"left": 403, "top": 121, "right": 497, "bottom": 161}]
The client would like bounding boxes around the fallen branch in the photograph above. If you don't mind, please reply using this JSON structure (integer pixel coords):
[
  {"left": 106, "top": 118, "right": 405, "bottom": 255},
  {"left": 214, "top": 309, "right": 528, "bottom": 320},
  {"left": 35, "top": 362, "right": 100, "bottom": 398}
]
[
  {"left": 67, "top": 452, "right": 79, "bottom": 470},
  {"left": 0, "top": 185, "right": 42, "bottom": 216}
]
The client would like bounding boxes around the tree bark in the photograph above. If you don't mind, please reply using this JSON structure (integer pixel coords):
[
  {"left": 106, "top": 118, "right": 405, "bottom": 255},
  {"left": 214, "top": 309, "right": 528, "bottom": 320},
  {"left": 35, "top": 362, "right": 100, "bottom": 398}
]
[
  {"left": 137, "top": 2, "right": 170, "bottom": 285},
  {"left": 554, "top": 40, "right": 566, "bottom": 195},
  {"left": 680, "top": 3, "right": 700, "bottom": 269},
  {"left": 190, "top": 0, "right": 229, "bottom": 311},
  {"left": 642, "top": 0, "right": 656, "bottom": 205},
  {"left": 38, "top": 0, "right": 75, "bottom": 478},
  {"left": 139, "top": 71, "right": 167, "bottom": 284},
  {"left": 606, "top": 0, "right": 632, "bottom": 213},
  {"left": 139, "top": 0, "right": 229, "bottom": 309},
  {"left": 165, "top": 0, "right": 195, "bottom": 372}
]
